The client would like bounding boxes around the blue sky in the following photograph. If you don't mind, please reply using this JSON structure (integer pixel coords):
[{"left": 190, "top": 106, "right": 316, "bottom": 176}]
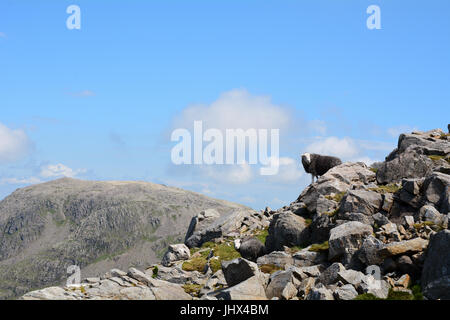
[{"left": 0, "top": 0, "right": 449, "bottom": 209}]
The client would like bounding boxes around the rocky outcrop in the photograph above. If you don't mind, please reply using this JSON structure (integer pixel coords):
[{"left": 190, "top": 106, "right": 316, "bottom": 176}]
[
  {"left": 377, "top": 129, "right": 450, "bottom": 184},
  {"left": 22, "top": 266, "right": 192, "bottom": 300},
  {"left": 161, "top": 244, "right": 191, "bottom": 267},
  {"left": 19, "top": 126, "right": 450, "bottom": 300},
  {"left": 0, "top": 178, "right": 248, "bottom": 299},
  {"left": 421, "top": 230, "right": 450, "bottom": 299},
  {"left": 265, "top": 211, "right": 309, "bottom": 252}
]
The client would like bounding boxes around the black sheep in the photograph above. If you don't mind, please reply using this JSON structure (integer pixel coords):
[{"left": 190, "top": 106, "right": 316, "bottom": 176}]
[
  {"left": 234, "top": 237, "right": 265, "bottom": 262},
  {"left": 301, "top": 152, "right": 342, "bottom": 183}
]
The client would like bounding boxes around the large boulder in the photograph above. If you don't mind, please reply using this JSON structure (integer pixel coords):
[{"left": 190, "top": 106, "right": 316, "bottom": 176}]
[
  {"left": 214, "top": 276, "right": 268, "bottom": 300},
  {"left": 307, "top": 214, "right": 335, "bottom": 244},
  {"left": 127, "top": 268, "right": 192, "bottom": 300},
  {"left": 161, "top": 244, "right": 190, "bottom": 267},
  {"left": 421, "top": 230, "right": 450, "bottom": 300},
  {"left": 305, "top": 285, "right": 334, "bottom": 300},
  {"left": 185, "top": 208, "right": 261, "bottom": 248},
  {"left": 334, "top": 284, "right": 358, "bottom": 300},
  {"left": 265, "top": 211, "right": 309, "bottom": 252},
  {"left": 293, "top": 247, "right": 327, "bottom": 267},
  {"left": 265, "top": 267, "right": 304, "bottom": 299},
  {"left": 378, "top": 237, "right": 429, "bottom": 259},
  {"left": 318, "top": 262, "right": 346, "bottom": 285},
  {"left": 357, "top": 236, "right": 385, "bottom": 266},
  {"left": 257, "top": 251, "right": 294, "bottom": 269},
  {"left": 297, "top": 162, "right": 376, "bottom": 213},
  {"left": 421, "top": 173, "right": 450, "bottom": 213},
  {"left": 221, "top": 258, "right": 260, "bottom": 287},
  {"left": 340, "top": 190, "right": 383, "bottom": 216},
  {"left": 328, "top": 221, "right": 373, "bottom": 265},
  {"left": 377, "top": 130, "right": 450, "bottom": 184}
]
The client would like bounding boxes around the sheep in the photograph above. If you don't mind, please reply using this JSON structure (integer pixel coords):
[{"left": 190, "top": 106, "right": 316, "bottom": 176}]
[
  {"left": 301, "top": 152, "right": 342, "bottom": 184},
  {"left": 234, "top": 237, "right": 265, "bottom": 262}
]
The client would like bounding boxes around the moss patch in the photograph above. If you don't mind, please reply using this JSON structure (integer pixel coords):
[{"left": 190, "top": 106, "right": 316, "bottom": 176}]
[
  {"left": 324, "top": 208, "right": 339, "bottom": 217},
  {"left": 309, "top": 241, "right": 329, "bottom": 252},
  {"left": 325, "top": 192, "right": 346, "bottom": 203},
  {"left": 151, "top": 266, "right": 158, "bottom": 279},
  {"left": 354, "top": 293, "right": 381, "bottom": 300},
  {"left": 182, "top": 256, "right": 208, "bottom": 273},
  {"left": 183, "top": 241, "right": 241, "bottom": 273},
  {"left": 182, "top": 283, "right": 202, "bottom": 297},
  {"left": 369, "top": 183, "right": 401, "bottom": 194},
  {"left": 260, "top": 264, "right": 283, "bottom": 274}
]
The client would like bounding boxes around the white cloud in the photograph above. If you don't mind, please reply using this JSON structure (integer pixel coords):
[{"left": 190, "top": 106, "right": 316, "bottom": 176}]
[
  {"left": 305, "top": 136, "right": 359, "bottom": 159},
  {"left": 0, "top": 123, "right": 33, "bottom": 164},
  {"left": 40, "top": 163, "right": 86, "bottom": 178},
  {"left": 173, "top": 89, "right": 292, "bottom": 131}
]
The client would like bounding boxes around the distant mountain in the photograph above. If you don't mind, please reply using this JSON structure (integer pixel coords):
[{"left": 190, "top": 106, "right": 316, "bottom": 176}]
[{"left": 0, "top": 178, "right": 249, "bottom": 299}]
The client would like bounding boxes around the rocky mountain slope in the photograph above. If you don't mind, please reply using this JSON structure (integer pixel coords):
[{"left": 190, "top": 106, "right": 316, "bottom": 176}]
[
  {"left": 0, "top": 178, "right": 249, "bottom": 299},
  {"left": 22, "top": 127, "right": 450, "bottom": 300}
]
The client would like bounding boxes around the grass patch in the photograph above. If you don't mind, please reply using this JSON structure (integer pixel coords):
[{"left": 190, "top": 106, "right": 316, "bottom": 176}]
[
  {"left": 260, "top": 264, "right": 283, "bottom": 274},
  {"left": 369, "top": 167, "right": 378, "bottom": 173},
  {"left": 325, "top": 192, "right": 346, "bottom": 203},
  {"left": 439, "top": 133, "right": 450, "bottom": 140},
  {"left": 324, "top": 208, "right": 339, "bottom": 217},
  {"left": 183, "top": 241, "right": 241, "bottom": 273},
  {"left": 182, "top": 283, "right": 202, "bottom": 297},
  {"left": 354, "top": 293, "right": 381, "bottom": 300},
  {"left": 255, "top": 227, "right": 269, "bottom": 244},
  {"left": 414, "top": 221, "right": 445, "bottom": 232},
  {"left": 182, "top": 256, "right": 208, "bottom": 273},
  {"left": 428, "top": 154, "right": 450, "bottom": 164},
  {"left": 355, "top": 287, "right": 422, "bottom": 301},
  {"left": 304, "top": 218, "right": 312, "bottom": 226},
  {"left": 386, "top": 289, "right": 414, "bottom": 300},
  {"left": 411, "top": 284, "right": 424, "bottom": 300},
  {"left": 151, "top": 266, "right": 158, "bottom": 279},
  {"left": 428, "top": 155, "right": 445, "bottom": 161},
  {"left": 309, "top": 241, "right": 329, "bottom": 252},
  {"left": 369, "top": 183, "right": 401, "bottom": 194},
  {"left": 286, "top": 246, "right": 304, "bottom": 254}
]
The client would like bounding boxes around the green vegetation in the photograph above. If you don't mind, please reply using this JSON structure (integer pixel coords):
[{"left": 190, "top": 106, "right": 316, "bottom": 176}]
[
  {"left": 369, "top": 183, "right": 402, "bottom": 194},
  {"left": 182, "top": 241, "right": 241, "bottom": 273},
  {"left": 182, "top": 283, "right": 202, "bottom": 297},
  {"left": 325, "top": 191, "right": 346, "bottom": 203},
  {"left": 413, "top": 220, "right": 446, "bottom": 232},
  {"left": 254, "top": 227, "right": 269, "bottom": 244},
  {"left": 286, "top": 246, "right": 304, "bottom": 254},
  {"left": 411, "top": 284, "right": 424, "bottom": 300},
  {"left": 324, "top": 208, "right": 339, "bottom": 217},
  {"left": 260, "top": 264, "right": 283, "bottom": 274},
  {"left": 354, "top": 293, "right": 381, "bottom": 300},
  {"left": 182, "top": 256, "right": 208, "bottom": 273},
  {"left": 304, "top": 218, "right": 312, "bottom": 226},
  {"left": 309, "top": 241, "right": 329, "bottom": 252},
  {"left": 355, "top": 287, "right": 424, "bottom": 300},
  {"left": 152, "top": 266, "right": 158, "bottom": 279},
  {"left": 428, "top": 154, "right": 450, "bottom": 164},
  {"left": 369, "top": 167, "right": 378, "bottom": 173}
]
